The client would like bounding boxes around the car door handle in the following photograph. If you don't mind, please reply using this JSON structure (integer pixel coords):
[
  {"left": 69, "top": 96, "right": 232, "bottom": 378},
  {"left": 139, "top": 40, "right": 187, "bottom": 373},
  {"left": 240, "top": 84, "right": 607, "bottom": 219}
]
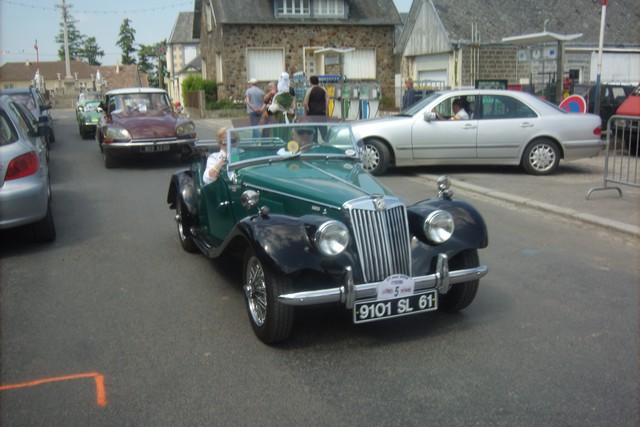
[
  {"left": 462, "top": 124, "right": 477, "bottom": 130},
  {"left": 520, "top": 122, "right": 534, "bottom": 128}
]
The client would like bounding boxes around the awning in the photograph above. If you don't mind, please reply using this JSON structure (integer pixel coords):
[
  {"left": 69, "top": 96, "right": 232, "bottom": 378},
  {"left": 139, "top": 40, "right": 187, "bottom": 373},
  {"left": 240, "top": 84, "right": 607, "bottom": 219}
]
[{"left": 502, "top": 31, "right": 583, "bottom": 45}]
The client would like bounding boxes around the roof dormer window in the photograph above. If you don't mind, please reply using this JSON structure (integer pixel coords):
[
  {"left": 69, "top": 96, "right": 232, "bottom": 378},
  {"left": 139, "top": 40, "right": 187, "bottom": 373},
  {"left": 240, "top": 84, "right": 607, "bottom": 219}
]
[
  {"left": 313, "top": 0, "right": 345, "bottom": 17},
  {"left": 276, "top": 0, "right": 311, "bottom": 16}
]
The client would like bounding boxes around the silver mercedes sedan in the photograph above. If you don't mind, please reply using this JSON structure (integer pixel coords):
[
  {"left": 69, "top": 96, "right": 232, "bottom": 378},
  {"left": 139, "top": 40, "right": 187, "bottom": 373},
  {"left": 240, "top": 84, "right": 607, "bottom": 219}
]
[{"left": 351, "top": 89, "right": 603, "bottom": 175}]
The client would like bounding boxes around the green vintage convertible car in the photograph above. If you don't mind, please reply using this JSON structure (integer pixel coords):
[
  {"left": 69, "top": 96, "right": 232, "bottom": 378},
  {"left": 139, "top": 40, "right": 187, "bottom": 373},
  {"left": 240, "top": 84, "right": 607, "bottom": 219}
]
[
  {"left": 167, "top": 121, "right": 489, "bottom": 344},
  {"left": 75, "top": 91, "right": 102, "bottom": 139}
]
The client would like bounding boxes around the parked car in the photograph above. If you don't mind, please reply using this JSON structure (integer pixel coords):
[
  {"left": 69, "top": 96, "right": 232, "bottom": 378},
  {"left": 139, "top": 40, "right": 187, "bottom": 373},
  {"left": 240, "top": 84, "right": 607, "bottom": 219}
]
[
  {"left": 0, "top": 86, "right": 55, "bottom": 148},
  {"left": 96, "top": 87, "right": 196, "bottom": 168},
  {"left": 12, "top": 100, "right": 51, "bottom": 163},
  {"left": 0, "top": 95, "right": 55, "bottom": 242},
  {"left": 76, "top": 91, "right": 102, "bottom": 139},
  {"left": 573, "top": 83, "right": 634, "bottom": 129},
  {"left": 351, "top": 89, "right": 603, "bottom": 176},
  {"left": 167, "top": 121, "right": 489, "bottom": 343},
  {"left": 615, "top": 84, "right": 640, "bottom": 153}
]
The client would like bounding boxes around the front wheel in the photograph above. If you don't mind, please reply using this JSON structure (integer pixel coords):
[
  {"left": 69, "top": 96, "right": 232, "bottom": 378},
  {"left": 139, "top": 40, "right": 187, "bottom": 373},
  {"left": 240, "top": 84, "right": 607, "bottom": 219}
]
[
  {"left": 362, "top": 139, "right": 390, "bottom": 176},
  {"left": 439, "top": 249, "right": 479, "bottom": 312},
  {"left": 175, "top": 194, "right": 198, "bottom": 253},
  {"left": 243, "top": 247, "right": 294, "bottom": 344},
  {"left": 522, "top": 139, "right": 560, "bottom": 175}
]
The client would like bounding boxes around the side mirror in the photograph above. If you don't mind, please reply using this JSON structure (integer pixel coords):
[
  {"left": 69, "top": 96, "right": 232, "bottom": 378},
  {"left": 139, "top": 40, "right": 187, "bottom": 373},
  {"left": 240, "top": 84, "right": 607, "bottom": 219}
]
[
  {"left": 77, "top": 106, "right": 84, "bottom": 112},
  {"left": 176, "top": 105, "right": 184, "bottom": 113},
  {"left": 97, "top": 107, "right": 104, "bottom": 113},
  {"left": 423, "top": 111, "right": 437, "bottom": 122},
  {"left": 37, "top": 124, "right": 49, "bottom": 138}
]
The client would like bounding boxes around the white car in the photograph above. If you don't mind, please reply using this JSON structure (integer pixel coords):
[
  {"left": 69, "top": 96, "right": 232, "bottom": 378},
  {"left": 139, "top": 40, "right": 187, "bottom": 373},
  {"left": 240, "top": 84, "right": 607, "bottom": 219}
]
[{"left": 351, "top": 89, "right": 603, "bottom": 175}]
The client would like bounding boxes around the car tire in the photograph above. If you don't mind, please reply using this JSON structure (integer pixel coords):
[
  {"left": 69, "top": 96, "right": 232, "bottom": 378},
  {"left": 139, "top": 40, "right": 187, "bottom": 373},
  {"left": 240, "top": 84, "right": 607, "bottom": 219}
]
[
  {"left": 522, "top": 139, "right": 560, "bottom": 175},
  {"left": 175, "top": 194, "right": 198, "bottom": 253},
  {"left": 439, "top": 249, "right": 479, "bottom": 312},
  {"left": 362, "top": 139, "right": 390, "bottom": 176},
  {"left": 243, "top": 247, "right": 294, "bottom": 344},
  {"left": 32, "top": 202, "right": 56, "bottom": 243},
  {"left": 79, "top": 124, "right": 86, "bottom": 139},
  {"left": 103, "top": 149, "right": 116, "bottom": 169}
]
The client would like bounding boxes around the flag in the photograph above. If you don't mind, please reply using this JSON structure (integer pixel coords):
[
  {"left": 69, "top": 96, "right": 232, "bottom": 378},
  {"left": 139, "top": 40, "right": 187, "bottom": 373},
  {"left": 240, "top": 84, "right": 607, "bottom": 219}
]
[{"left": 34, "top": 39, "right": 38, "bottom": 51}]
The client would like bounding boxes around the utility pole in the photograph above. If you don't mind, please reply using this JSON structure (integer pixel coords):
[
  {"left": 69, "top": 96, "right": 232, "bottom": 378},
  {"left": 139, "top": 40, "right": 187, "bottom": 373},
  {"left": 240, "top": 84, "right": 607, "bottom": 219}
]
[{"left": 55, "top": 0, "right": 72, "bottom": 79}]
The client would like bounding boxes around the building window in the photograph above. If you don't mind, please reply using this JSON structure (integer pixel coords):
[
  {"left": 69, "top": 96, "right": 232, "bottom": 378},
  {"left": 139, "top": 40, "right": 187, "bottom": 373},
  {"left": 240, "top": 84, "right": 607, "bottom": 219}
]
[
  {"left": 247, "top": 48, "right": 285, "bottom": 82},
  {"left": 313, "top": 0, "right": 345, "bottom": 17},
  {"left": 215, "top": 53, "right": 223, "bottom": 83},
  {"left": 276, "top": 0, "right": 310, "bottom": 16},
  {"left": 343, "top": 49, "right": 376, "bottom": 80}
]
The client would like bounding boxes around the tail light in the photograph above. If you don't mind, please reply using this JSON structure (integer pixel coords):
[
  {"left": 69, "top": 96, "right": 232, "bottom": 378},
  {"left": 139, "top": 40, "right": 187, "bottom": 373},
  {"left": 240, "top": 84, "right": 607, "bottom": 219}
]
[
  {"left": 5, "top": 151, "right": 39, "bottom": 180},
  {"left": 593, "top": 126, "right": 602, "bottom": 136}
]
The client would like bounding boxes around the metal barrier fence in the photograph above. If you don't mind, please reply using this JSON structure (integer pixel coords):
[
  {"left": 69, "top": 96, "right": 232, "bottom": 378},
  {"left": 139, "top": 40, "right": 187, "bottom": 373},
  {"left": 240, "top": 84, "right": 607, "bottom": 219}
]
[{"left": 587, "top": 115, "right": 640, "bottom": 199}]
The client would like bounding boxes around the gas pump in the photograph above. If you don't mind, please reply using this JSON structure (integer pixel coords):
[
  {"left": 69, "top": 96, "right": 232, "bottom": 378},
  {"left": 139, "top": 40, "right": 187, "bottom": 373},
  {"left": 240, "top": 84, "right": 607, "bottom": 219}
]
[
  {"left": 358, "top": 83, "right": 381, "bottom": 119},
  {"left": 318, "top": 74, "right": 341, "bottom": 119},
  {"left": 292, "top": 71, "right": 307, "bottom": 117}
]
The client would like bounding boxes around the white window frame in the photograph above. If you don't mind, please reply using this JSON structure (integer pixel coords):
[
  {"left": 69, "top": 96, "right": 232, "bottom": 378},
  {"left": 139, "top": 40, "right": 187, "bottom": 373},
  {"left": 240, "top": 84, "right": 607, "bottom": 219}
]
[
  {"left": 313, "top": 0, "right": 345, "bottom": 17},
  {"left": 276, "top": 0, "right": 310, "bottom": 16},
  {"left": 246, "top": 48, "right": 285, "bottom": 82},
  {"left": 343, "top": 49, "right": 376, "bottom": 80}
]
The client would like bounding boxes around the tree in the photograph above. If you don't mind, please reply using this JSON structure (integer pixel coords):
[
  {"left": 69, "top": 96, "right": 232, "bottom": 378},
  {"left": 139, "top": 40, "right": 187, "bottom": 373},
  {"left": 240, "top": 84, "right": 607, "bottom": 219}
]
[
  {"left": 83, "top": 37, "right": 104, "bottom": 66},
  {"left": 117, "top": 18, "right": 137, "bottom": 65},
  {"left": 137, "top": 40, "right": 167, "bottom": 88},
  {"left": 55, "top": 15, "right": 85, "bottom": 61}
]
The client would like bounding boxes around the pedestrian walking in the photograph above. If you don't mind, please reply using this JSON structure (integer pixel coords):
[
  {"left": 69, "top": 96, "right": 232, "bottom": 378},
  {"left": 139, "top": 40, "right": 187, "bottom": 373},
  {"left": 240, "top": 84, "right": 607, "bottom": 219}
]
[{"left": 245, "top": 78, "right": 264, "bottom": 137}]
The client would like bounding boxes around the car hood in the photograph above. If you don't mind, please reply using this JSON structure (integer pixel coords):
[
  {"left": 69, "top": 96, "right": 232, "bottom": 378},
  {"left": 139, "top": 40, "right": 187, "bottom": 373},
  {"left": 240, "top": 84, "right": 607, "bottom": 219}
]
[
  {"left": 111, "top": 112, "right": 180, "bottom": 138},
  {"left": 239, "top": 159, "right": 395, "bottom": 208}
]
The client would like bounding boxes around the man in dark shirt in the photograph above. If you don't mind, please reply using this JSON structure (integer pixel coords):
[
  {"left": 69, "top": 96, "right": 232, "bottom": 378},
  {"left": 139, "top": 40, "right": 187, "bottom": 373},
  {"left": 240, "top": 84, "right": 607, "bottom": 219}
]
[{"left": 402, "top": 77, "right": 417, "bottom": 110}]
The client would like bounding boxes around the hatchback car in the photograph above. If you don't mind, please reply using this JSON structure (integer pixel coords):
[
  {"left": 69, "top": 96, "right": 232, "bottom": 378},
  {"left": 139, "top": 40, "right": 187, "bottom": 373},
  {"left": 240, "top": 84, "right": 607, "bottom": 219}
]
[
  {"left": 351, "top": 89, "right": 603, "bottom": 175},
  {"left": 0, "top": 95, "right": 55, "bottom": 242},
  {"left": 96, "top": 87, "right": 196, "bottom": 168},
  {"left": 0, "top": 87, "right": 55, "bottom": 148},
  {"left": 167, "top": 121, "right": 488, "bottom": 343}
]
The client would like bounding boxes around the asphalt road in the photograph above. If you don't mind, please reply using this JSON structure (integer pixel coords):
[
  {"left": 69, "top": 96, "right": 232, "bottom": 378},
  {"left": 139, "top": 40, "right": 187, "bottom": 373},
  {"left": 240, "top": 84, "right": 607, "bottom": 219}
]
[{"left": 1, "top": 110, "right": 638, "bottom": 426}]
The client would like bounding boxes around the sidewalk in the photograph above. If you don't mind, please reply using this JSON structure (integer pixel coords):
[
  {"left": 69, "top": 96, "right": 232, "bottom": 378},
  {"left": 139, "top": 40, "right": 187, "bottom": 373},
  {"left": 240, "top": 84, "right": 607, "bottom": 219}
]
[{"left": 193, "top": 117, "right": 640, "bottom": 238}]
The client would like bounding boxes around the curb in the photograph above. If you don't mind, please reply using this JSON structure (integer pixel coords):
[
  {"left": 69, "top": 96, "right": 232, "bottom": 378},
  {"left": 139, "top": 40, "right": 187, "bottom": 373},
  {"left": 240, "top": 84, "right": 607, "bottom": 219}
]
[{"left": 416, "top": 174, "right": 640, "bottom": 238}]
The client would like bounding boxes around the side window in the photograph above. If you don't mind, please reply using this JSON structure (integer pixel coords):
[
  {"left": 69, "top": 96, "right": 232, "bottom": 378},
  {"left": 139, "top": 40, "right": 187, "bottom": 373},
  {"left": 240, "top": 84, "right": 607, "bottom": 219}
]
[
  {"left": 8, "top": 102, "right": 32, "bottom": 136},
  {"left": 480, "top": 95, "right": 536, "bottom": 119},
  {"left": 0, "top": 110, "right": 19, "bottom": 145},
  {"left": 108, "top": 96, "right": 116, "bottom": 114},
  {"left": 433, "top": 95, "right": 475, "bottom": 119}
]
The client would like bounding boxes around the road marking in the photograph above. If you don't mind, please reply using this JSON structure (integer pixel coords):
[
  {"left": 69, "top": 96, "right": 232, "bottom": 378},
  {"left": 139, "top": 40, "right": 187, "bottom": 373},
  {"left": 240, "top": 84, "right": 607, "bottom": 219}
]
[{"left": 0, "top": 372, "right": 107, "bottom": 407}]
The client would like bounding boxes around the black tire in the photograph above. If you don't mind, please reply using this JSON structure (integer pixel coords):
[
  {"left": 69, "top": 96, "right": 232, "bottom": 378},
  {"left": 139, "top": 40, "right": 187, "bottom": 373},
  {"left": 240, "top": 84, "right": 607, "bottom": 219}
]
[
  {"left": 243, "top": 247, "right": 294, "bottom": 344},
  {"left": 79, "top": 124, "right": 86, "bottom": 139},
  {"left": 362, "top": 139, "right": 391, "bottom": 176},
  {"left": 48, "top": 127, "right": 55, "bottom": 144},
  {"left": 522, "top": 139, "right": 560, "bottom": 175},
  {"left": 175, "top": 194, "right": 198, "bottom": 253},
  {"left": 32, "top": 202, "right": 56, "bottom": 242},
  {"left": 103, "top": 149, "right": 116, "bottom": 169},
  {"left": 439, "top": 249, "right": 479, "bottom": 312}
]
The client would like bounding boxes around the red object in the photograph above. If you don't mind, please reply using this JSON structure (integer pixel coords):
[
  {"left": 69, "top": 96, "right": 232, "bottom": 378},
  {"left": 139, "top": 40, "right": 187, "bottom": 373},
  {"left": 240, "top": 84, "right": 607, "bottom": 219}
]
[
  {"left": 559, "top": 95, "right": 587, "bottom": 113},
  {"left": 6, "top": 152, "right": 38, "bottom": 180},
  {"left": 616, "top": 86, "right": 640, "bottom": 117}
]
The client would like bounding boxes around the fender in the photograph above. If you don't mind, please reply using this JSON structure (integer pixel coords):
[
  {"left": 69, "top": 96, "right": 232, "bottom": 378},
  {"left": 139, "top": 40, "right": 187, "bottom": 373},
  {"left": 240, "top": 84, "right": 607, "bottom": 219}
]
[
  {"left": 407, "top": 198, "right": 488, "bottom": 249},
  {"left": 234, "top": 213, "right": 357, "bottom": 278},
  {"left": 167, "top": 169, "right": 198, "bottom": 217}
]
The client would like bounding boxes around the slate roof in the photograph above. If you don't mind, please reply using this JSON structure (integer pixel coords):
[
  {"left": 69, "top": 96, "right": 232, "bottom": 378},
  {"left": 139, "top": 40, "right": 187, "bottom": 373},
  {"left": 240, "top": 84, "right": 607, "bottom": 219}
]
[
  {"left": 400, "top": 0, "right": 639, "bottom": 49},
  {"left": 193, "top": 0, "right": 402, "bottom": 37},
  {"left": 169, "top": 12, "right": 198, "bottom": 44}
]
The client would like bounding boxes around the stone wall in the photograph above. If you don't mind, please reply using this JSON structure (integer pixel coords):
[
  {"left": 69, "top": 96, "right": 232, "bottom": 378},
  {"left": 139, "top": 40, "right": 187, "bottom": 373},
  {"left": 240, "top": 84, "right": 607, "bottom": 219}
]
[
  {"left": 200, "top": 24, "right": 396, "bottom": 102},
  {"left": 460, "top": 45, "right": 530, "bottom": 88}
]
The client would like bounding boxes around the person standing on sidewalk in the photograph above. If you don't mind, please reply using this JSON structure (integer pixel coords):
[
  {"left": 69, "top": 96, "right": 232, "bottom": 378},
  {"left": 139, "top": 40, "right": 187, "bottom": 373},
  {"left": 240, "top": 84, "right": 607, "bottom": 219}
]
[
  {"left": 245, "top": 78, "right": 264, "bottom": 137},
  {"left": 303, "top": 75, "right": 329, "bottom": 117}
]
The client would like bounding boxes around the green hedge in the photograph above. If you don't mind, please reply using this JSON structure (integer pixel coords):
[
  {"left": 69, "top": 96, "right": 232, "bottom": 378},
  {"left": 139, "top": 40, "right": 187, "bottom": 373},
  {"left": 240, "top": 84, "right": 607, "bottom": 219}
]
[{"left": 182, "top": 75, "right": 217, "bottom": 105}]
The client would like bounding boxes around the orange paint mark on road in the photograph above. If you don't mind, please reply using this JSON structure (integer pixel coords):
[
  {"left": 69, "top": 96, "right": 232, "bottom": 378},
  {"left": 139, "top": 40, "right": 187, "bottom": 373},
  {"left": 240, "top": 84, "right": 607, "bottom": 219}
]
[{"left": 0, "top": 372, "right": 107, "bottom": 407}]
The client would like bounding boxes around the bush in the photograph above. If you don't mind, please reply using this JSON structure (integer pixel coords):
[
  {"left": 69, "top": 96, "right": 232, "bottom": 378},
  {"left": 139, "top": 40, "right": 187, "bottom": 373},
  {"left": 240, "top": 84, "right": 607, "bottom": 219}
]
[{"left": 182, "top": 75, "right": 217, "bottom": 104}]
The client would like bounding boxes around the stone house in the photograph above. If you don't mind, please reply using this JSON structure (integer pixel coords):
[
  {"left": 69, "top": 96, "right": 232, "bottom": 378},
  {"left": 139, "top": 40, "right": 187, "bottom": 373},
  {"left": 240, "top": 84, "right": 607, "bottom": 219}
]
[
  {"left": 166, "top": 11, "right": 201, "bottom": 104},
  {"left": 396, "top": 0, "right": 640, "bottom": 102},
  {"left": 192, "top": 0, "right": 402, "bottom": 108}
]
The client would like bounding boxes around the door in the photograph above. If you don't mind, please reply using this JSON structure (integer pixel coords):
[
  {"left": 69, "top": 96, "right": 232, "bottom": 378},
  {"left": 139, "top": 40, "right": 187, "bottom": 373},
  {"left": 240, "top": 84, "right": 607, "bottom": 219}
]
[
  {"left": 411, "top": 94, "right": 478, "bottom": 159},
  {"left": 476, "top": 94, "right": 539, "bottom": 159}
]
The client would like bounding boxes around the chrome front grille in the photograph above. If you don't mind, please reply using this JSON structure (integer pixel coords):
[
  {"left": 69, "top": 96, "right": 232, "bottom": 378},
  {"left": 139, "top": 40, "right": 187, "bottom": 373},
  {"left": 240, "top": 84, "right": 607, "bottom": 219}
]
[{"left": 344, "top": 196, "right": 412, "bottom": 283}]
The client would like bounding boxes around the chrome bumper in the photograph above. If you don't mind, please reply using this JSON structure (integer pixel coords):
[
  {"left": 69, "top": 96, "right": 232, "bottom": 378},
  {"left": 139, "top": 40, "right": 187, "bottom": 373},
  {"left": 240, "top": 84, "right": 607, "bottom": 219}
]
[
  {"left": 277, "top": 253, "right": 488, "bottom": 309},
  {"left": 104, "top": 138, "right": 195, "bottom": 148}
]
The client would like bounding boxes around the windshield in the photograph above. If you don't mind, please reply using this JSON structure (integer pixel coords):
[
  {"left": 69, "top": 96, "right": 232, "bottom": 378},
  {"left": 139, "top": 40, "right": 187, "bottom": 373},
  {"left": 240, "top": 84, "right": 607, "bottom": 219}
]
[
  {"left": 109, "top": 92, "right": 172, "bottom": 114},
  {"left": 196, "top": 122, "right": 360, "bottom": 170}
]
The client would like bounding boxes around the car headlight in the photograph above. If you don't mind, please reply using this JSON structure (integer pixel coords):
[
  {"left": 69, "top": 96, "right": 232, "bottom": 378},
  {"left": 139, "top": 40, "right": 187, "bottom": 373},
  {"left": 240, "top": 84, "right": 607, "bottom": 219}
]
[
  {"left": 104, "top": 127, "right": 131, "bottom": 142},
  {"left": 315, "top": 221, "right": 350, "bottom": 256},
  {"left": 424, "top": 210, "right": 454, "bottom": 244},
  {"left": 176, "top": 121, "right": 196, "bottom": 137},
  {"left": 241, "top": 190, "right": 260, "bottom": 209}
]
